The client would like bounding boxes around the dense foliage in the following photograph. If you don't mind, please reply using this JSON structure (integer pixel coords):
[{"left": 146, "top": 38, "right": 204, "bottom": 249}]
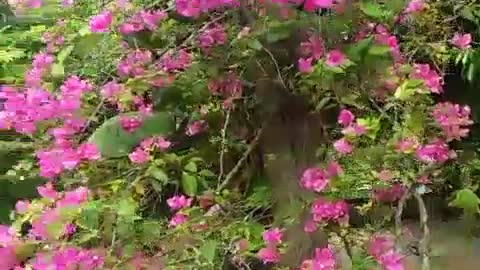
[{"left": 1, "top": 0, "right": 480, "bottom": 269}]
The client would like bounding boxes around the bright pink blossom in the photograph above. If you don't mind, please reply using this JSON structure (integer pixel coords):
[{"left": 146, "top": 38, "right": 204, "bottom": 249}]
[
  {"left": 432, "top": 102, "right": 473, "bottom": 141},
  {"left": 120, "top": 115, "right": 143, "bottom": 133},
  {"left": 411, "top": 63, "right": 443, "bottom": 94},
  {"left": 262, "top": 228, "right": 283, "bottom": 246},
  {"left": 311, "top": 198, "right": 349, "bottom": 224},
  {"left": 167, "top": 195, "right": 193, "bottom": 211},
  {"left": 15, "top": 200, "right": 29, "bottom": 214},
  {"left": 198, "top": 24, "right": 227, "bottom": 53},
  {"left": 89, "top": 11, "right": 113, "bottom": 33},
  {"left": 300, "top": 167, "right": 330, "bottom": 192},
  {"left": 404, "top": 0, "right": 425, "bottom": 14},
  {"left": 337, "top": 109, "right": 355, "bottom": 127},
  {"left": 325, "top": 50, "right": 346, "bottom": 67},
  {"left": 298, "top": 57, "right": 313, "bottom": 73},
  {"left": 373, "top": 183, "right": 407, "bottom": 203},
  {"left": 416, "top": 139, "right": 452, "bottom": 163}
]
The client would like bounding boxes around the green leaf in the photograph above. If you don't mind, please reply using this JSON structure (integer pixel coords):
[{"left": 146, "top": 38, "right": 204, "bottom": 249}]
[
  {"left": 450, "top": 188, "right": 480, "bottom": 214},
  {"left": 368, "top": 45, "right": 391, "bottom": 56},
  {"left": 199, "top": 240, "right": 218, "bottom": 263},
  {"left": 147, "top": 166, "right": 169, "bottom": 184},
  {"left": 181, "top": 172, "right": 198, "bottom": 196},
  {"left": 57, "top": 45, "right": 74, "bottom": 63},
  {"left": 117, "top": 198, "right": 137, "bottom": 217},
  {"left": 360, "top": 1, "right": 393, "bottom": 22},
  {"left": 184, "top": 161, "right": 197, "bottom": 173},
  {"left": 77, "top": 202, "right": 100, "bottom": 230},
  {"left": 51, "top": 63, "right": 64, "bottom": 78},
  {"left": 88, "top": 112, "right": 175, "bottom": 158},
  {"left": 248, "top": 39, "right": 263, "bottom": 51},
  {"left": 394, "top": 81, "right": 417, "bottom": 101},
  {"left": 73, "top": 34, "right": 103, "bottom": 58}
]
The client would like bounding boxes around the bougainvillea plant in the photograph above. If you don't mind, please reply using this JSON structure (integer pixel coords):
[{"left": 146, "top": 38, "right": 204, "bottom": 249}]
[{"left": 0, "top": 0, "right": 479, "bottom": 269}]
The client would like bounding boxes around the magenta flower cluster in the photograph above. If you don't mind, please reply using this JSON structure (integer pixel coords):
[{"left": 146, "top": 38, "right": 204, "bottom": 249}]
[{"left": 431, "top": 102, "right": 473, "bottom": 141}]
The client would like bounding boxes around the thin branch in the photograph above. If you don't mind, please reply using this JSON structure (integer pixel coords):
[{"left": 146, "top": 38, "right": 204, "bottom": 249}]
[
  {"left": 395, "top": 188, "right": 410, "bottom": 238},
  {"left": 217, "top": 109, "right": 232, "bottom": 183},
  {"left": 262, "top": 47, "right": 288, "bottom": 90},
  {"left": 413, "top": 191, "right": 430, "bottom": 270},
  {"left": 217, "top": 126, "right": 264, "bottom": 191},
  {"left": 81, "top": 97, "right": 105, "bottom": 134}
]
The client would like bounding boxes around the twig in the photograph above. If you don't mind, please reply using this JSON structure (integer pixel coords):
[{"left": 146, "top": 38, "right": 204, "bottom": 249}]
[
  {"left": 81, "top": 97, "right": 105, "bottom": 134},
  {"left": 217, "top": 109, "right": 231, "bottom": 183},
  {"left": 217, "top": 126, "right": 264, "bottom": 191},
  {"left": 395, "top": 188, "right": 410, "bottom": 238},
  {"left": 262, "top": 47, "right": 288, "bottom": 90},
  {"left": 413, "top": 191, "right": 430, "bottom": 270}
]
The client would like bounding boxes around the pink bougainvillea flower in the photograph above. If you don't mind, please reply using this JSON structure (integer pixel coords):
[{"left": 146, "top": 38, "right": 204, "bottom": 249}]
[
  {"left": 303, "top": 219, "right": 317, "bottom": 233},
  {"left": 262, "top": 228, "right": 283, "bottom": 245},
  {"left": 377, "top": 169, "right": 394, "bottom": 182},
  {"left": 298, "top": 57, "right": 313, "bottom": 73},
  {"left": 186, "top": 120, "right": 208, "bottom": 136},
  {"left": 62, "top": 0, "right": 74, "bottom": 6},
  {"left": 257, "top": 247, "right": 280, "bottom": 264},
  {"left": 169, "top": 213, "right": 188, "bottom": 227},
  {"left": 325, "top": 50, "right": 346, "bottom": 67},
  {"left": 300, "top": 167, "right": 330, "bottom": 192},
  {"left": 313, "top": 0, "right": 334, "bottom": 8},
  {"left": 341, "top": 123, "right": 366, "bottom": 136},
  {"left": 432, "top": 102, "right": 472, "bottom": 141},
  {"left": 0, "top": 246, "right": 19, "bottom": 270},
  {"left": 372, "top": 183, "right": 407, "bottom": 203},
  {"left": 167, "top": 195, "right": 193, "bottom": 211},
  {"left": 89, "top": 11, "right": 113, "bottom": 33},
  {"left": 411, "top": 63, "right": 443, "bottom": 94},
  {"left": 333, "top": 138, "right": 353, "bottom": 154},
  {"left": 311, "top": 198, "right": 349, "bottom": 224},
  {"left": 326, "top": 161, "right": 343, "bottom": 177},
  {"left": 37, "top": 182, "right": 58, "bottom": 200},
  {"left": 395, "top": 137, "right": 419, "bottom": 153},
  {"left": 120, "top": 115, "right": 143, "bottom": 133},
  {"left": 337, "top": 109, "right": 355, "bottom": 127},
  {"left": 415, "top": 139, "right": 452, "bottom": 164},
  {"left": 128, "top": 147, "right": 149, "bottom": 164},
  {"left": 15, "top": 200, "right": 30, "bottom": 214},
  {"left": 56, "top": 186, "right": 89, "bottom": 208},
  {"left": 404, "top": 0, "right": 426, "bottom": 14},
  {"left": 451, "top": 33, "right": 472, "bottom": 50}
]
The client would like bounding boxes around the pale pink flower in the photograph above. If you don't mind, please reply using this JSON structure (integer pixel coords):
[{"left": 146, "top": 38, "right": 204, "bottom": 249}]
[
  {"left": 303, "top": 219, "right": 317, "bottom": 233},
  {"left": 373, "top": 183, "right": 407, "bottom": 203},
  {"left": 451, "top": 33, "right": 472, "bottom": 50},
  {"left": 15, "top": 200, "right": 29, "bottom": 214},
  {"left": 326, "top": 161, "right": 343, "bottom": 177},
  {"left": 257, "top": 247, "right": 280, "bottom": 264},
  {"left": 89, "top": 11, "right": 113, "bottom": 33},
  {"left": 128, "top": 147, "right": 149, "bottom": 164},
  {"left": 169, "top": 213, "right": 188, "bottom": 227},
  {"left": 37, "top": 182, "right": 58, "bottom": 200},
  {"left": 341, "top": 124, "right": 366, "bottom": 136},
  {"left": 395, "top": 137, "right": 419, "bottom": 153},
  {"left": 333, "top": 138, "right": 353, "bottom": 154},
  {"left": 325, "top": 50, "right": 346, "bottom": 67}
]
